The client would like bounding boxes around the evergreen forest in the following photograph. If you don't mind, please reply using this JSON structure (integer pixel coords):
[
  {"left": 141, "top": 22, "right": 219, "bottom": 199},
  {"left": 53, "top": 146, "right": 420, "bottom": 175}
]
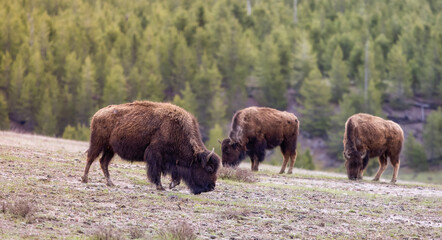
[{"left": 0, "top": 0, "right": 441, "bottom": 174}]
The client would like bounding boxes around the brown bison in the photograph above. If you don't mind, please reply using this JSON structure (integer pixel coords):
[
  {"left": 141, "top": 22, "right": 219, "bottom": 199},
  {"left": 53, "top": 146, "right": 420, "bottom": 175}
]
[
  {"left": 81, "top": 101, "right": 221, "bottom": 194},
  {"left": 221, "top": 107, "right": 299, "bottom": 173},
  {"left": 343, "top": 113, "right": 404, "bottom": 183}
]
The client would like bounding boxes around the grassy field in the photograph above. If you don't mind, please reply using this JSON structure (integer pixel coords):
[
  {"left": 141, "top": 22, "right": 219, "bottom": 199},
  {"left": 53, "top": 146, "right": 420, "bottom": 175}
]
[{"left": 0, "top": 131, "right": 441, "bottom": 239}]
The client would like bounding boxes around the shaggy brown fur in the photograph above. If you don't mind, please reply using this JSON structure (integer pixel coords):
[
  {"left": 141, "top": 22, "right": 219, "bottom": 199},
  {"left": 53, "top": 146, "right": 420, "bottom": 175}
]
[
  {"left": 221, "top": 107, "right": 299, "bottom": 173},
  {"left": 343, "top": 113, "right": 404, "bottom": 183},
  {"left": 81, "top": 101, "right": 220, "bottom": 194}
]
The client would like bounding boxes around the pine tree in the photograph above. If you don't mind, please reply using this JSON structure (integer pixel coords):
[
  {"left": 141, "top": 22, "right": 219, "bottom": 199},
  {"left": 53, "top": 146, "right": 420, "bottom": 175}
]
[
  {"left": 296, "top": 147, "right": 316, "bottom": 170},
  {"left": 423, "top": 108, "right": 442, "bottom": 163},
  {"left": 0, "top": 94, "right": 10, "bottom": 130},
  {"left": 387, "top": 44, "right": 412, "bottom": 108},
  {"left": 299, "top": 67, "right": 332, "bottom": 137},
  {"left": 0, "top": 51, "right": 12, "bottom": 96},
  {"left": 137, "top": 49, "right": 165, "bottom": 102},
  {"left": 102, "top": 58, "right": 127, "bottom": 106},
  {"left": 77, "top": 56, "right": 96, "bottom": 124},
  {"left": 293, "top": 35, "right": 317, "bottom": 89},
  {"left": 405, "top": 133, "right": 428, "bottom": 172},
  {"left": 327, "top": 93, "right": 362, "bottom": 161},
  {"left": 257, "top": 36, "right": 287, "bottom": 110},
  {"left": 329, "top": 46, "right": 349, "bottom": 103},
  {"left": 35, "top": 89, "right": 57, "bottom": 136},
  {"left": 205, "top": 123, "right": 224, "bottom": 156},
  {"left": 9, "top": 50, "right": 26, "bottom": 118},
  {"left": 173, "top": 81, "right": 197, "bottom": 116}
]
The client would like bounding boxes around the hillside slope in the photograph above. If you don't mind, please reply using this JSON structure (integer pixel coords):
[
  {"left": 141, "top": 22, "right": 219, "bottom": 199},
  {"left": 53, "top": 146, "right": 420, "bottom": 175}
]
[{"left": 0, "top": 131, "right": 440, "bottom": 239}]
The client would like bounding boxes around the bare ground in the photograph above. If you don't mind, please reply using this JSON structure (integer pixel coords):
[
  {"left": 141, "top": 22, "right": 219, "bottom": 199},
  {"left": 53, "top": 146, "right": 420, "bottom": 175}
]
[{"left": 0, "top": 131, "right": 441, "bottom": 239}]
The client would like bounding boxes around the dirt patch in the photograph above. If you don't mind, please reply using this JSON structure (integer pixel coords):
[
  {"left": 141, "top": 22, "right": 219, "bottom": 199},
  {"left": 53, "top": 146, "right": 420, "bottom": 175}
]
[{"left": 0, "top": 131, "right": 441, "bottom": 239}]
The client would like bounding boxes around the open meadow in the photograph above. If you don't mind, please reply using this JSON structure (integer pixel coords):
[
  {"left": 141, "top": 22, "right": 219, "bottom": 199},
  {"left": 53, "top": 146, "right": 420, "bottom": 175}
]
[{"left": 0, "top": 131, "right": 441, "bottom": 239}]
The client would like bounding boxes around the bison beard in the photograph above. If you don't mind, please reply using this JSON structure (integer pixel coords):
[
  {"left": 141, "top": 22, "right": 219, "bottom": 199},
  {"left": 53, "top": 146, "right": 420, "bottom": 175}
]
[
  {"left": 343, "top": 113, "right": 404, "bottom": 183},
  {"left": 81, "top": 101, "right": 220, "bottom": 194},
  {"left": 221, "top": 107, "right": 299, "bottom": 173}
]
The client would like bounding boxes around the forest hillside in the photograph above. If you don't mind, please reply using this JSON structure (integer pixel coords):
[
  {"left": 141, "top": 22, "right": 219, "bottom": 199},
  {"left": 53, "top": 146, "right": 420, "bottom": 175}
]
[{"left": 0, "top": 0, "right": 441, "bottom": 178}]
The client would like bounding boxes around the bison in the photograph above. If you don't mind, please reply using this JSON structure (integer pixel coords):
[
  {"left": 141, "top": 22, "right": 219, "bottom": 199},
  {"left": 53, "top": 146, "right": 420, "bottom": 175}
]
[
  {"left": 81, "top": 101, "right": 221, "bottom": 194},
  {"left": 221, "top": 107, "right": 299, "bottom": 173},
  {"left": 343, "top": 113, "right": 404, "bottom": 183}
]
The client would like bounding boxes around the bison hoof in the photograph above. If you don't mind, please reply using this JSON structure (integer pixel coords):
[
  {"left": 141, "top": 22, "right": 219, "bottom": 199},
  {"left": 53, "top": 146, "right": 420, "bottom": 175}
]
[
  {"left": 287, "top": 171, "right": 293, "bottom": 174},
  {"left": 372, "top": 178, "right": 380, "bottom": 182},
  {"left": 156, "top": 185, "right": 165, "bottom": 191},
  {"left": 390, "top": 179, "right": 397, "bottom": 184},
  {"left": 279, "top": 170, "right": 285, "bottom": 174},
  {"left": 81, "top": 176, "right": 88, "bottom": 183},
  {"left": 169, "top": 181, "right": 180, "bottom": 189},
  {"left": 106, "top": 181, "right": 115, "bottom": 187}
]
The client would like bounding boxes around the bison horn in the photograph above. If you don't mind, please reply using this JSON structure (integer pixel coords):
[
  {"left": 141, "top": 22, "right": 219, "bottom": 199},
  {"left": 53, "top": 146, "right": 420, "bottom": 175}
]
[{"left": 207, "top": 148, "right": 215, "bottom": 161}]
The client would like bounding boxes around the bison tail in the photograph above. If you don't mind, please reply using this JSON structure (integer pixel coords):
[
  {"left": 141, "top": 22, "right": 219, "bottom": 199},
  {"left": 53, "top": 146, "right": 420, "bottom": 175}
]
[{"left": 344, "top": 118, "right": 358, "bottom": 158}]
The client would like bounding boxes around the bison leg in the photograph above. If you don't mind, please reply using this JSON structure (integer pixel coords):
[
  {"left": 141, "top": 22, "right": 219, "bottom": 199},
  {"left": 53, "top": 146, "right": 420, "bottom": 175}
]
[
  {"left": 287, "top": 152, "right": 297, "bottom": 174},
  {"left": 279, "top": 153, "right": 290, "bottom": 174},
  {"left": 145, "top": 148, "right": 165, "bottom": 191},
  {"left": 250, "top": 155, "right": 259, "bottom": 171},
  {"left": 169, "top": 171, "right": 181, "bottom": 189},
  {"left": 373, "top": 153, "right": 388, "bottom": 181},
  {"left": 81, "top": 146, "right": 102, "bottom": 184},
  {"left": 100, "top": 149, "right": 115, "bottom": 186},
  {"left": 390, "top": 155, "right": 400, "bottom": 183}
]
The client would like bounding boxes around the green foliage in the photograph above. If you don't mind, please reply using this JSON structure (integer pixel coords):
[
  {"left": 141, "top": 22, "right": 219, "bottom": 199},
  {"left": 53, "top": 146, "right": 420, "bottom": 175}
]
[
  {"left": 35, "top": 89, "right": 57, "bottom": 136},
  {"left": 405, "top": 133, "right": 428, "bottom": 172},
  {"left": 423, "top": 108, "right": 442, "bottom": 163},
  {"left": 296, "top": 148, "right": 316, "bottom": 170},
  {"left": 299, "top": 67, "right": 331, "bottom": 137},
  {"left": 257, "top": 36, "right": 287, "bottom": 110},
  {"left": 205, "top": 124, "right": 224, "bottom": 157},
  {"left": 329, "top": 46, "right": 350, "bottom": 103},
  {"left": 102, "top": 60, "right": 127, "bottom": 106},
  {"left": 327, "top": 93, "right": 362, "bottom": 161},
  {"left": 0, "top": 94, "right": 10, "bottom": 130},
  {"left": 173, "top": 82, "right": 197, "bottom": 116},
  {"left": 0, "top": 0, "right": 439, "bottom": 163},
  {"left": 62, "top": 124, "right": 90, "bottom": 141},
  {"left": 387, "top": 43, "right": 412, "bottom": 108}
]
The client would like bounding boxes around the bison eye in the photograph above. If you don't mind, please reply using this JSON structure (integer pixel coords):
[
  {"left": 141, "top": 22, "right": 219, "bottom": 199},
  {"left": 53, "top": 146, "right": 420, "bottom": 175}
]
[{"left": 206, "top": 166, "right": 214, "bottom": 173}]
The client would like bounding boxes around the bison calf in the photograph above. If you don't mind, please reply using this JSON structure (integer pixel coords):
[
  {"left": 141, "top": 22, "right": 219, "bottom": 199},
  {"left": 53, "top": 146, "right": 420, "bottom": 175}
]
[
  {"left": 81, "top": 101, "right": 221, "bottom": 194},
  {"left": 343, "top": 113, "right": 404, "bottom": 183},
  {"left": 221, "top": 107, "right": 299, "bottom": 173}
]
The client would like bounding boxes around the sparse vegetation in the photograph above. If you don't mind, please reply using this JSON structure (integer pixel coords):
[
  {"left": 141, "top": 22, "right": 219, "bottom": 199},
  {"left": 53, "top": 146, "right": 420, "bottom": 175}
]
[
  {"left": 218, "top": 167, "right": 257, "bottom": 183},
  {"left": 156, "top": 221, "right": 197, "bottom": 240},
  {"left": 1, "top": 198, "right": 35, "bottom": 220},
  {"left": 90, "top": 226, "right": 123, "bottom": 240},
  {"left": 0, "top": 132, "right": 441, "bottom": 239}
]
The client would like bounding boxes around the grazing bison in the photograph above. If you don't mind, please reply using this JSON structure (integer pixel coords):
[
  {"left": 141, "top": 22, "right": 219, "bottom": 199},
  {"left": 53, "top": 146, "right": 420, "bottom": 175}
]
[
  {"left": 81, "top": 101, "right": 221, "bottom": 194},
  {"left": 343, "top": 113, "right": 404, "bottom": 183},
  {"left": 221, "top": 107, "right": 299, "bottom": 173}
]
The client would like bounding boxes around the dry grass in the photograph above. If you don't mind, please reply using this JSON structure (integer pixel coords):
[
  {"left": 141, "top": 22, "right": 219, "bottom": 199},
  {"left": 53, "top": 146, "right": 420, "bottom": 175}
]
[
  {"left": 218, "top": 167, "right": 257, "bottom": 183},
  {"left": 220, "top": 208, "right": 251, "bottom": 220},
  {"left": 157, "top": 221, "right": 197, "bottom": 240},
  {"left": 1, "top": 198, "right": 36, "bottom": 221},
  {"left": 128, "top": 226, "right": 145, "bottom": 239},
  {"left": 90, "top": 225, "right": 124, "bottom": 240}
]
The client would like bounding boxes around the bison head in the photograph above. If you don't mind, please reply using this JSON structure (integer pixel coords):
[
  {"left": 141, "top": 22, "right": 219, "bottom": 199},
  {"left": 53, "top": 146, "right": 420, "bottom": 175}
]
[
  {"left": 188, "top": 148, "right": 220, "bottom": 194},
  {"left": 221, "top": 138, "right": 246, "bottom": 167},
  {"left": 343, "top": 150, "right": 364, "bottom": 180}
]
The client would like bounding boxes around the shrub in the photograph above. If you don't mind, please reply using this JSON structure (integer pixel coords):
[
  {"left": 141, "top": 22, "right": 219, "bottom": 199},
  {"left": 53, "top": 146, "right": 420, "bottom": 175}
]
[
  {"left": 62, "top": 123, "right": 90, "bottom": 141},
  {"left": 218, "top": 167, "right": 257, "bottom": 183},
  {"left": 90, "top": 225, "right": 123, "bottom": 240},
  {"left": 1, "top": 198, "right": 35, "bottom": 220},
  {"left": 156, "top": 221, "right": 197, "bottom": 240},
  {"left": 295, "top": 148, "right": 316, "bottom": 170}
]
